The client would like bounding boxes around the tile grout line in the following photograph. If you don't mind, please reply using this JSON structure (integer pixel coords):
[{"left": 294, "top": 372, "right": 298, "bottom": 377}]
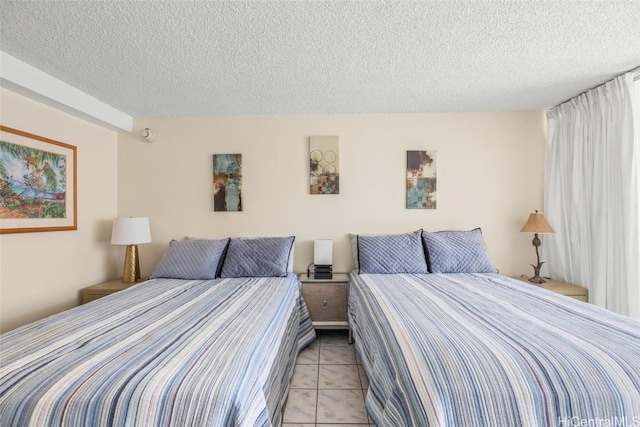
[
  {"left": 315, "top": 336, "right": 321, "bottom": 425},
  {"left": 285, "top": 332, "right": 370, "bottom": 426}
]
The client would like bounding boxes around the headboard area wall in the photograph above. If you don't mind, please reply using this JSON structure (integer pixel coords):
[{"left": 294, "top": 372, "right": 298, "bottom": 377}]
[{"left": 118, "top": 112, "right": 546, "bottom": 278}]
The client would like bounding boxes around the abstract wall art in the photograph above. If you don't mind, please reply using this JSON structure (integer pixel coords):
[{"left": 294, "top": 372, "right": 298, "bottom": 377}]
[
  {"left": 213, "top": 153, "right": 242, "bottom": 211},
  {"left": 310, "top": 136, "right": 339, "bottom": 195},
  {"left": 0, "top": 126, "right": 77, "bottom": 233},
  {"left": 406, "top": 150, "right": 437, "bottom": 209}
]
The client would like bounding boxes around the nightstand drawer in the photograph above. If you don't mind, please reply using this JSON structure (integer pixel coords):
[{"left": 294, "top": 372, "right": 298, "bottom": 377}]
[{"left": 302, "top": 283, "right": 347, "bottom": 322}]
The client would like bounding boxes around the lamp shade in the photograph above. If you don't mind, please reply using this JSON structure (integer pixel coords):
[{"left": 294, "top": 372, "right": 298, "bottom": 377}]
[
  {"left": 520, "top": 212, "right": 555, "bottom": 234},
  {"left": 111, "top": 217, "right": 151, "bottom": 245},
  {"left": 314, "top": 239, "right": 333, "bottom": 265}
]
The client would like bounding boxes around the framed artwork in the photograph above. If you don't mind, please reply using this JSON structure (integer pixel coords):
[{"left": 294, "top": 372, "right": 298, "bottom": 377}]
[
  {"left": 406, "top": 150, "right": 437, "bottom": 209},
  {"left": 310, "top": 136, "right": 339, "bottom": 195},
  {"left": 213, "top": 153, "right": 242, "bottom": 211},
  {"left": 0, "top": 126, "right": 77, "bottom": 234}
]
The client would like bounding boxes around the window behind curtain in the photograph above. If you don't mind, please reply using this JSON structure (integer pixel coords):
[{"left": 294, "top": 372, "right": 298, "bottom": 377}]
[
  {"left": 636, "top": 77, "right": 640, "bottom": 159},
  {"left": 637, "top": 75, "right": 640, "bottom": 289},
  {"left": 637, "top": 75, "right": 640, "bottom": 262},
  {"left": 636, "top": 75, "right": 640, "bottom": 112},
  {"left": 636, "top": 76, "right": 640, "bottom": 131}
]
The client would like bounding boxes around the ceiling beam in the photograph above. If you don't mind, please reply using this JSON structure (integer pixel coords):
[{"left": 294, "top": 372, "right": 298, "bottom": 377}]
[{"left": 0, "top": 51, "right": 132, "bottom": 132}]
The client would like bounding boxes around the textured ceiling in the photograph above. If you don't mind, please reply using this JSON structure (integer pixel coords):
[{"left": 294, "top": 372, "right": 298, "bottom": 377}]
[{"left": 1, "top": 1, "right": 639, "bottom": 117}]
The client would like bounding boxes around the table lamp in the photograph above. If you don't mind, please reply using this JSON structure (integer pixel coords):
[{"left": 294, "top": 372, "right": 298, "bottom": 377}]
[
  {"left": 111, "top": 217, "right": 151, "bottom": 283},
  {"left": 520, "top": 210, "right": 555, "bottom": 283},
  {"left": 314, "top": 239, "right": 333, "bottom": 279}
]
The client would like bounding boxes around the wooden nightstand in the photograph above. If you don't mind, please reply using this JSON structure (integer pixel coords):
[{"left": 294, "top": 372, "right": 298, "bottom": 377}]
[
  {"left": 298, "top": 273, "right": 351, "bottom": 341},
  {"left": 80, "top": 278, "right": 141, "bottom": 304},
  {"left": 516, "top": 277, "right": 589, "bottom": 302}
]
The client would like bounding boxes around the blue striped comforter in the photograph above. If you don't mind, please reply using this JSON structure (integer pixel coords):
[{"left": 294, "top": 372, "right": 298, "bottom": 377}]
[
  {"left": 0, "top": 275, "right": 316, "bottom": 426},
  {"left": 348, "top": 272, "right": 640, "bottom": 426}
]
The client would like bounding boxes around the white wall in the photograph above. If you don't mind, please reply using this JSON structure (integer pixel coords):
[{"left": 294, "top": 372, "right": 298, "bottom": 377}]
[
  {"left": 119, "top": 112, "right": 546, "bottom": 277},
  {"left": 0, "top": 88, "right": 119, "bottom": 332}
]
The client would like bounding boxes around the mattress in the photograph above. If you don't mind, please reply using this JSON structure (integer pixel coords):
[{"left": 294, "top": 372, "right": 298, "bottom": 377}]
[
  {"left": 348, "top": 272, "right": 640, "bottom": 426},
  {"left": 0, "top": 274, "right": 315, "bottom": 426}
]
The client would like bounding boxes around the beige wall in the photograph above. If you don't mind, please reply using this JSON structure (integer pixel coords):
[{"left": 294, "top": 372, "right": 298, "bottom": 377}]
[
  {"left": 0, "top": 107, "right": 545, "bottom": 332},
  {"left": 0, "top": 88, "right": 118, "bottom": 332},
  {"left": 120, "top": 112, "right": 546, "bottom": 278}
]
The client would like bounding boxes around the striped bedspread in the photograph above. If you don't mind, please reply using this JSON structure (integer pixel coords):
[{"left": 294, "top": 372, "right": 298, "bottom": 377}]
[
  {"left": 0, "top": 274, "right": 316, "bottom": 426},
  {"left": 348, "top": 272, "right": 640, "bottom": 426}
]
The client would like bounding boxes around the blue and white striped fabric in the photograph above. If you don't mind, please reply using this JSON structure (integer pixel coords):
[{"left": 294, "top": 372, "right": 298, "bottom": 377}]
[
  {"left": 0, "top": 275, "right": 316, "bottom": 426},
  {"left": 348, "top": 272, "right": 640, "bottom": 426}
]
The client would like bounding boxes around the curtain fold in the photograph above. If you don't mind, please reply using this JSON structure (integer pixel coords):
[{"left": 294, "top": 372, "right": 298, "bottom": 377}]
[{"left": 545, "top": 72, "right": 639, "bottom": 318}]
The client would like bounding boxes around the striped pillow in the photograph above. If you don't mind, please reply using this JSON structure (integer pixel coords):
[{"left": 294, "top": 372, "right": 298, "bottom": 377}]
[{"left": 151, "top": 238, "right": 229, "bottom": 279}]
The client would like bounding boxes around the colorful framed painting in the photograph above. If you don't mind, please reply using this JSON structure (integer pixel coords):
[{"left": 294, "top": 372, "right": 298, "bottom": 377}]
[
  {"left": 310, "top": 136, "right": 339, "bottom": 195},
  {"left": 213, "top": 153, "right": 242, "bottom": 211},
  {"left": 0, "top": 126, "right": 77, "bottom": 234},
  {"left": 406, "top": 150, "right": 437, "bottom": 209}
]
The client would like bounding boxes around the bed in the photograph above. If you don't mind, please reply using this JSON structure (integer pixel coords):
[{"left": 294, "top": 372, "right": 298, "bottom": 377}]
[
  {"left": 348, "top": 229, "right": 640, "bottom": 426},
  {"left": 0, "top": 236, "right": 316, "bottom": 426}
]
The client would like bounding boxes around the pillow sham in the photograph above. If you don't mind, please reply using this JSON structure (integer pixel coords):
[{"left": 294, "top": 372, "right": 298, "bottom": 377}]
[
  {"left": 287, "top": 245, "right": 295, "bottom": 273},
  {"left": 150, "top": 238, "right": 229, "bottom": 279},
  {"left": 188, "top": 236, "right": 295, "bottom": 273},
  {"left": 422, "top": 228, "right": 495, "bottom": 274},
  {"left": 349, "top": 233, "right": 359, "bottom": 270},
  {"left": 357, "top": 230, "right": 428, "bottom": 274},
  {"left": 220, "top": 236, "right": 295, "bottom": 278}
]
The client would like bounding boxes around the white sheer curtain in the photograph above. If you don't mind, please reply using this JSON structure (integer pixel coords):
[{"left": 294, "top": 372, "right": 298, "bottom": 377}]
[{"left": 545, "top": 71, "right": 640, "bottom": 318}]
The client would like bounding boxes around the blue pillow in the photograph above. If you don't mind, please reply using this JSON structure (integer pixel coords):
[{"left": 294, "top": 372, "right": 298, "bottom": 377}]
[
  {"left": 220, "top": 237, "right": 295, "bottom": 278},
  {"left": 151, "top": 238, "right": 229, "bottom": 279},
  {"left": 422, "top": 228, "right": 495, "bottom": 273},
  {"left": 187, "top": 236, "right": 295, "bottom": 273},
  {"left": 358, "top": 230, "right": 428, "bottom": 274}
]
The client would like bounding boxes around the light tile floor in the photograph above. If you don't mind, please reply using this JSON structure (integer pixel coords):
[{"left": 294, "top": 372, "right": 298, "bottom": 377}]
[{"left": 283, "top": 330, "right": 374, "bottom": 427}]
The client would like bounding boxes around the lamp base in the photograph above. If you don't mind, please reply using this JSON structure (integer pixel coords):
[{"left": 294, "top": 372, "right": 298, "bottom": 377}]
[
  {"left": 528, "top": 275, "right": 547, "bottom": 284},
  {"left": 122, "top": 244, "right": 141, "bottom": 284},
  {"left": 528, "top": 262, "right": 547, "bottom": 284}
]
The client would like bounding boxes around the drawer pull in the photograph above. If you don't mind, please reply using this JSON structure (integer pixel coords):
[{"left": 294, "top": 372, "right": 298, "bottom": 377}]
[{"left": 322, "top": 300, "right": 328, "bottom": 309}]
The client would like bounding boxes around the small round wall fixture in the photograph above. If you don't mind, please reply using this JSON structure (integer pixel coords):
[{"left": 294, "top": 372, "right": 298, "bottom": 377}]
[{"left": 141, "top": 128, "right": 154, "bottom": 143}]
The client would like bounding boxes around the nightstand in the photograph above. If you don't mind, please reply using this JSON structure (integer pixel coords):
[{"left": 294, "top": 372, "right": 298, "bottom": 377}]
[
  {"left": 298, "top": 272, "right": 351, "bottom": 342},
  {"left": 80, "top": 278, "right": 141, "bottom": 304},
  {"left": 516, "top": 277, "right": 589, "bottom": 302}
]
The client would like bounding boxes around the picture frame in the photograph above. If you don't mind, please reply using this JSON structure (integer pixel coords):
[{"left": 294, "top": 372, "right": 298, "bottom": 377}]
[
  {"left": 406, "top": 150, "right": 437, "bottom": 209},
  {"left": 213, "top": 153, "right": 242, "bottom": 211},
  {"left": 0, "top": 126, "right": 77, "bottom": 233},
  {"left": 309, "top": 136, "right": 339, "bottom": 195}
]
